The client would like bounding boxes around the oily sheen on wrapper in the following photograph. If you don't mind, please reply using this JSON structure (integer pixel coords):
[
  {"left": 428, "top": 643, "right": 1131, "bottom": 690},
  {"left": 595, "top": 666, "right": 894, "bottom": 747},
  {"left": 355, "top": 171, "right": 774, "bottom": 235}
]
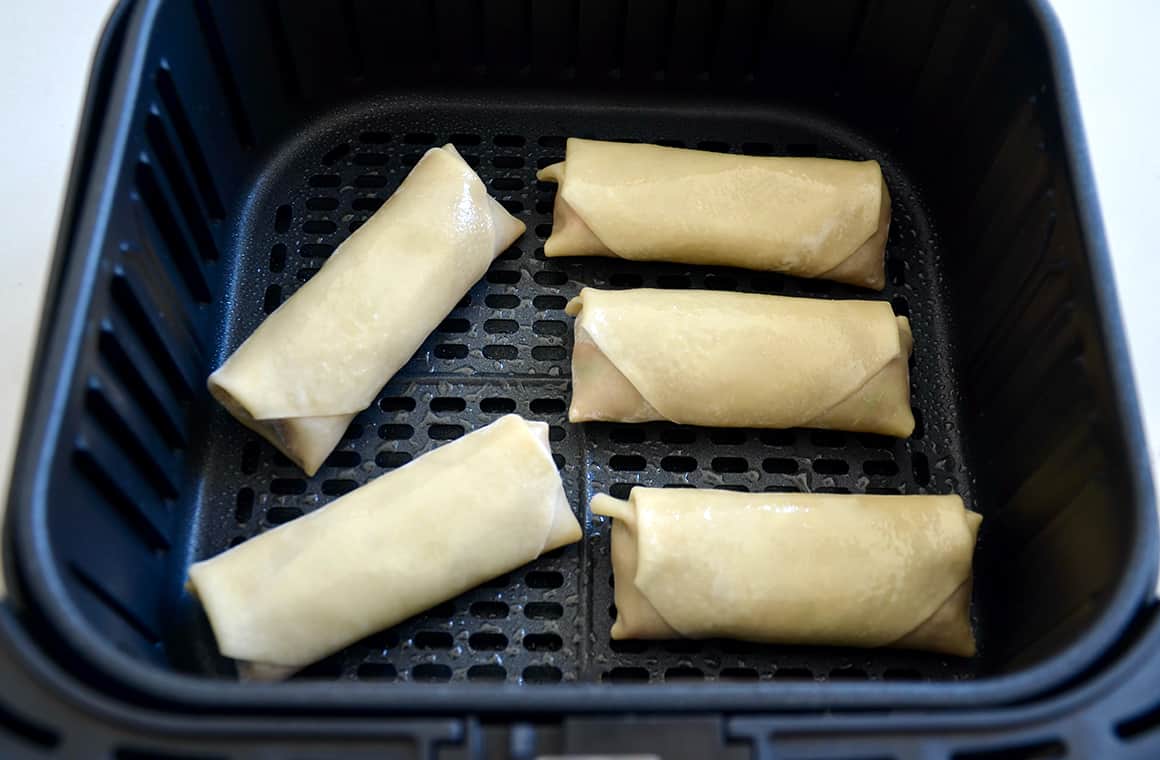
[
  {"left": 566, "top": 288, "right": 915, "bottom": 437},
  {"left": 537, "top": 138, "right": 891, "bottom": 289},
  {"left": 594, "top": 488, "right": 981, "bottom": 656},
  {"left": 187, "top": 415, "right": 581, "bottom": 681},
  {"left": 207, "top": 145, "right": 525, "bottom": 476}
]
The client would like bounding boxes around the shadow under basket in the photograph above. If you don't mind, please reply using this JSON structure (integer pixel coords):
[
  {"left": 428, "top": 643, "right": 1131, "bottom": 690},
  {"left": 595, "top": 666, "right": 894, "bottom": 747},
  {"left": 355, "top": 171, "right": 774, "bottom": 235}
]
[{"left": 4, "top": 0, "right": 1155, "bottom": 715}]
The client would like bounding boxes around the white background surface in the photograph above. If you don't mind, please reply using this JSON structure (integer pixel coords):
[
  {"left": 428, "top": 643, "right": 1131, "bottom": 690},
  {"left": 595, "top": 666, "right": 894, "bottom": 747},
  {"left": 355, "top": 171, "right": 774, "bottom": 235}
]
[{"left": 0, "top": 1, "right": 1157, "bottom": 595}]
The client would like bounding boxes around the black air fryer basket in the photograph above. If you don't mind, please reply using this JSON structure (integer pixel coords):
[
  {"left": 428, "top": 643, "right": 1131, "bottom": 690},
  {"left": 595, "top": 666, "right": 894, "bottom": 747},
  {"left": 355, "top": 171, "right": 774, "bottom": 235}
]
[{"left": 3, "top": 0, "right": 1158, "bottom": 756}]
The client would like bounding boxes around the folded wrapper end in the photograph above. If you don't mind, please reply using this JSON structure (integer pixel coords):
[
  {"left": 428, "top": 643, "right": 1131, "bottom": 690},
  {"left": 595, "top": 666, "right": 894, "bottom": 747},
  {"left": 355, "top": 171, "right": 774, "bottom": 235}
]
[
  {"left": 536, "top": 161, "right": 614, "bottom": 259},
  {"left": 185, "top": 560, "right": 285, "bottom": 682},
  {"left": 798, "top": 312, "right": 915, "bottom": 438},
  {"left": 591, "top": 492, "right": 633, "bottom": 523},
  {"left": 565, "top": 290, "right": 663, "bottom": 424},
  {"left": 564, "top": 295, "right": 583, "bottom": 317},
  {"left": 891, "top": 579, "right": 977, "bottom": 657},
  {"left": 815, "top": 177, "right": 892, "bottom": 290},
  {"left": 185, "top": 564, "right": 303, "bottom": 682},
  {"left": 897, "top": 315, "right": 913, "bottom": 348},
  {"left": 206, "top": 371, "right": 348, "bottom": 477},
  {"left": 444, "top": 142, "right": 527, "bottom": 247},
  {"left": 880, "top": 315, "right": 915, "bottom": 438},
  {"left": 544, "top": 490, "right": 583, "bottom": 553},
  {"left": 567, "top": 336, "right": 663, "bottom": 423},
  {"left": 592, "top": 491, "right": 680, "bottom": 640},
  {"left": 888, "top": 509, "right": 982, "bottom": 657},
  {"left": 535, "top": 162, "right": 562, "bottom": 184},
  {"left": 525, "top": 419, "right": 584, "bottom": 551},
  {"left": 487, "top": 195, "right": 527, "bottom": 247}
]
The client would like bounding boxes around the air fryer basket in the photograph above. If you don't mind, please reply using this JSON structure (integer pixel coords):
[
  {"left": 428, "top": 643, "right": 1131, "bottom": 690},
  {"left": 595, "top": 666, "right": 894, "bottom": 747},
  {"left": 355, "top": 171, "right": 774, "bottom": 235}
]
[{"left": 4, "top": 0, "right": 1155, "bottom": 714}]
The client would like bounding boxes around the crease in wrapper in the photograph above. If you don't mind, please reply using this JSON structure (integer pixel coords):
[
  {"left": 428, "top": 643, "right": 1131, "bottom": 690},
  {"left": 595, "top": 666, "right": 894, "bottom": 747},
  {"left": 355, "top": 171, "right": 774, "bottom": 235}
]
[
  {"left": 566, "top": 288, "right": 915, "bottom": 437},
  {"left": 593, "top": 489, "right": 981, "bottom": 657},
  {"left": 208, "top": 144, "right": 525, "bottom": 476},
  {"left": 537, "top": 138, "right": 892, "bottom": 289},
  {"left": 186, "top": 415, "right": 581, "bottom": 680}
]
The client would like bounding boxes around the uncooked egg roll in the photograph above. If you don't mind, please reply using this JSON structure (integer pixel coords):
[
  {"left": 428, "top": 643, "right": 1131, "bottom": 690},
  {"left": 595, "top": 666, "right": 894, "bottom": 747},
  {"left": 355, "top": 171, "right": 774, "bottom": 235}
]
[
  {"left": 187, "top": 415, "right": 580, "bottom": 680},
  {"left": 537, "top": 138, "right": 890, "bottom": 289},
  {"left": 567, "top": 288, "right": 915, "bottom": 437},
  {"left": 208, "top": 144, "right": 525, "bottom": 476},
  {"left": 594, "top": 488, "right": 980, "bottom": 656}
]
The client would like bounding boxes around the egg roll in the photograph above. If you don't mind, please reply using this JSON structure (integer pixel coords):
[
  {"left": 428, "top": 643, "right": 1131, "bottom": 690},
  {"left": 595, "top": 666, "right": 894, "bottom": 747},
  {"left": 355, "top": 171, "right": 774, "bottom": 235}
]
[
  {"left": 208, "top": 144, "right": 525, "bottom": 476},
  {"left": 187, "top": 415, "right": 580, "bottom": 680},
  {"left": 537, "top": 138, "right": 891, "bottom": 289},
  {"left": 567, "top": 288, "right": 915, "bottom": 437},
  {"left": 595, "top": 488, "right": 980, "bottom": 656}
]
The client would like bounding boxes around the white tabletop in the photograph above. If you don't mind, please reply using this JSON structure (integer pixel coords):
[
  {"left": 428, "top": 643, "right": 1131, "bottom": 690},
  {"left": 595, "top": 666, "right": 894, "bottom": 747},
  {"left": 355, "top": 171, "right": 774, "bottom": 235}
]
[{"left": 0, "top": 1, "right": 1157, "bottom": 598}]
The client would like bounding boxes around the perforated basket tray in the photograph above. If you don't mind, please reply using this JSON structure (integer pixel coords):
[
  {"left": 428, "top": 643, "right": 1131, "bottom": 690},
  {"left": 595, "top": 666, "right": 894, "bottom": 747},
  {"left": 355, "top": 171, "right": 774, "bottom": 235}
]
[
  {"left": 4, "top": 0, "right": 1156, "bottom": 716},
  {"left": 177, "top": 102, "right": 977, "bottom": 688}
]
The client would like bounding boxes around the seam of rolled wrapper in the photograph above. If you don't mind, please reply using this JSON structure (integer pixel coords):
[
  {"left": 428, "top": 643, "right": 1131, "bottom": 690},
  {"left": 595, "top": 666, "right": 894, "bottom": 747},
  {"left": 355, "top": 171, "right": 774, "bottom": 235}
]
[
  {"left": 886, "top": 579, "right": 976, "bottom": 657},
  {"left": 876, "top": 510, "right": 981, "bottom": 656},
  {"left": 883, "top": 509, "right": 982, "bottom": 657},
  {"left": 799, "top": 316, "right": 912, "bottom": 433}
]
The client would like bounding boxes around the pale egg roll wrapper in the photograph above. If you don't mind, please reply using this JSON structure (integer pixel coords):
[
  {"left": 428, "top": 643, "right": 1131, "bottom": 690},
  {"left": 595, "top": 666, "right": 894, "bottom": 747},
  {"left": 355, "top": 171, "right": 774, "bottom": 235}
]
[
  {"left": 208, "top": 144, "right": 525, "bottom": 476},
  {"left": 594, "top": 489, "right": 980, "bottom": 656},
  {"left": 537, "top": 138, "right": 891, "bottom": 289},
  {"left": 567, "top": 288, "right": 915, "bottom": 437},
  {"left": 187, "top": 415, "right": 581, "bottom": 681}
]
